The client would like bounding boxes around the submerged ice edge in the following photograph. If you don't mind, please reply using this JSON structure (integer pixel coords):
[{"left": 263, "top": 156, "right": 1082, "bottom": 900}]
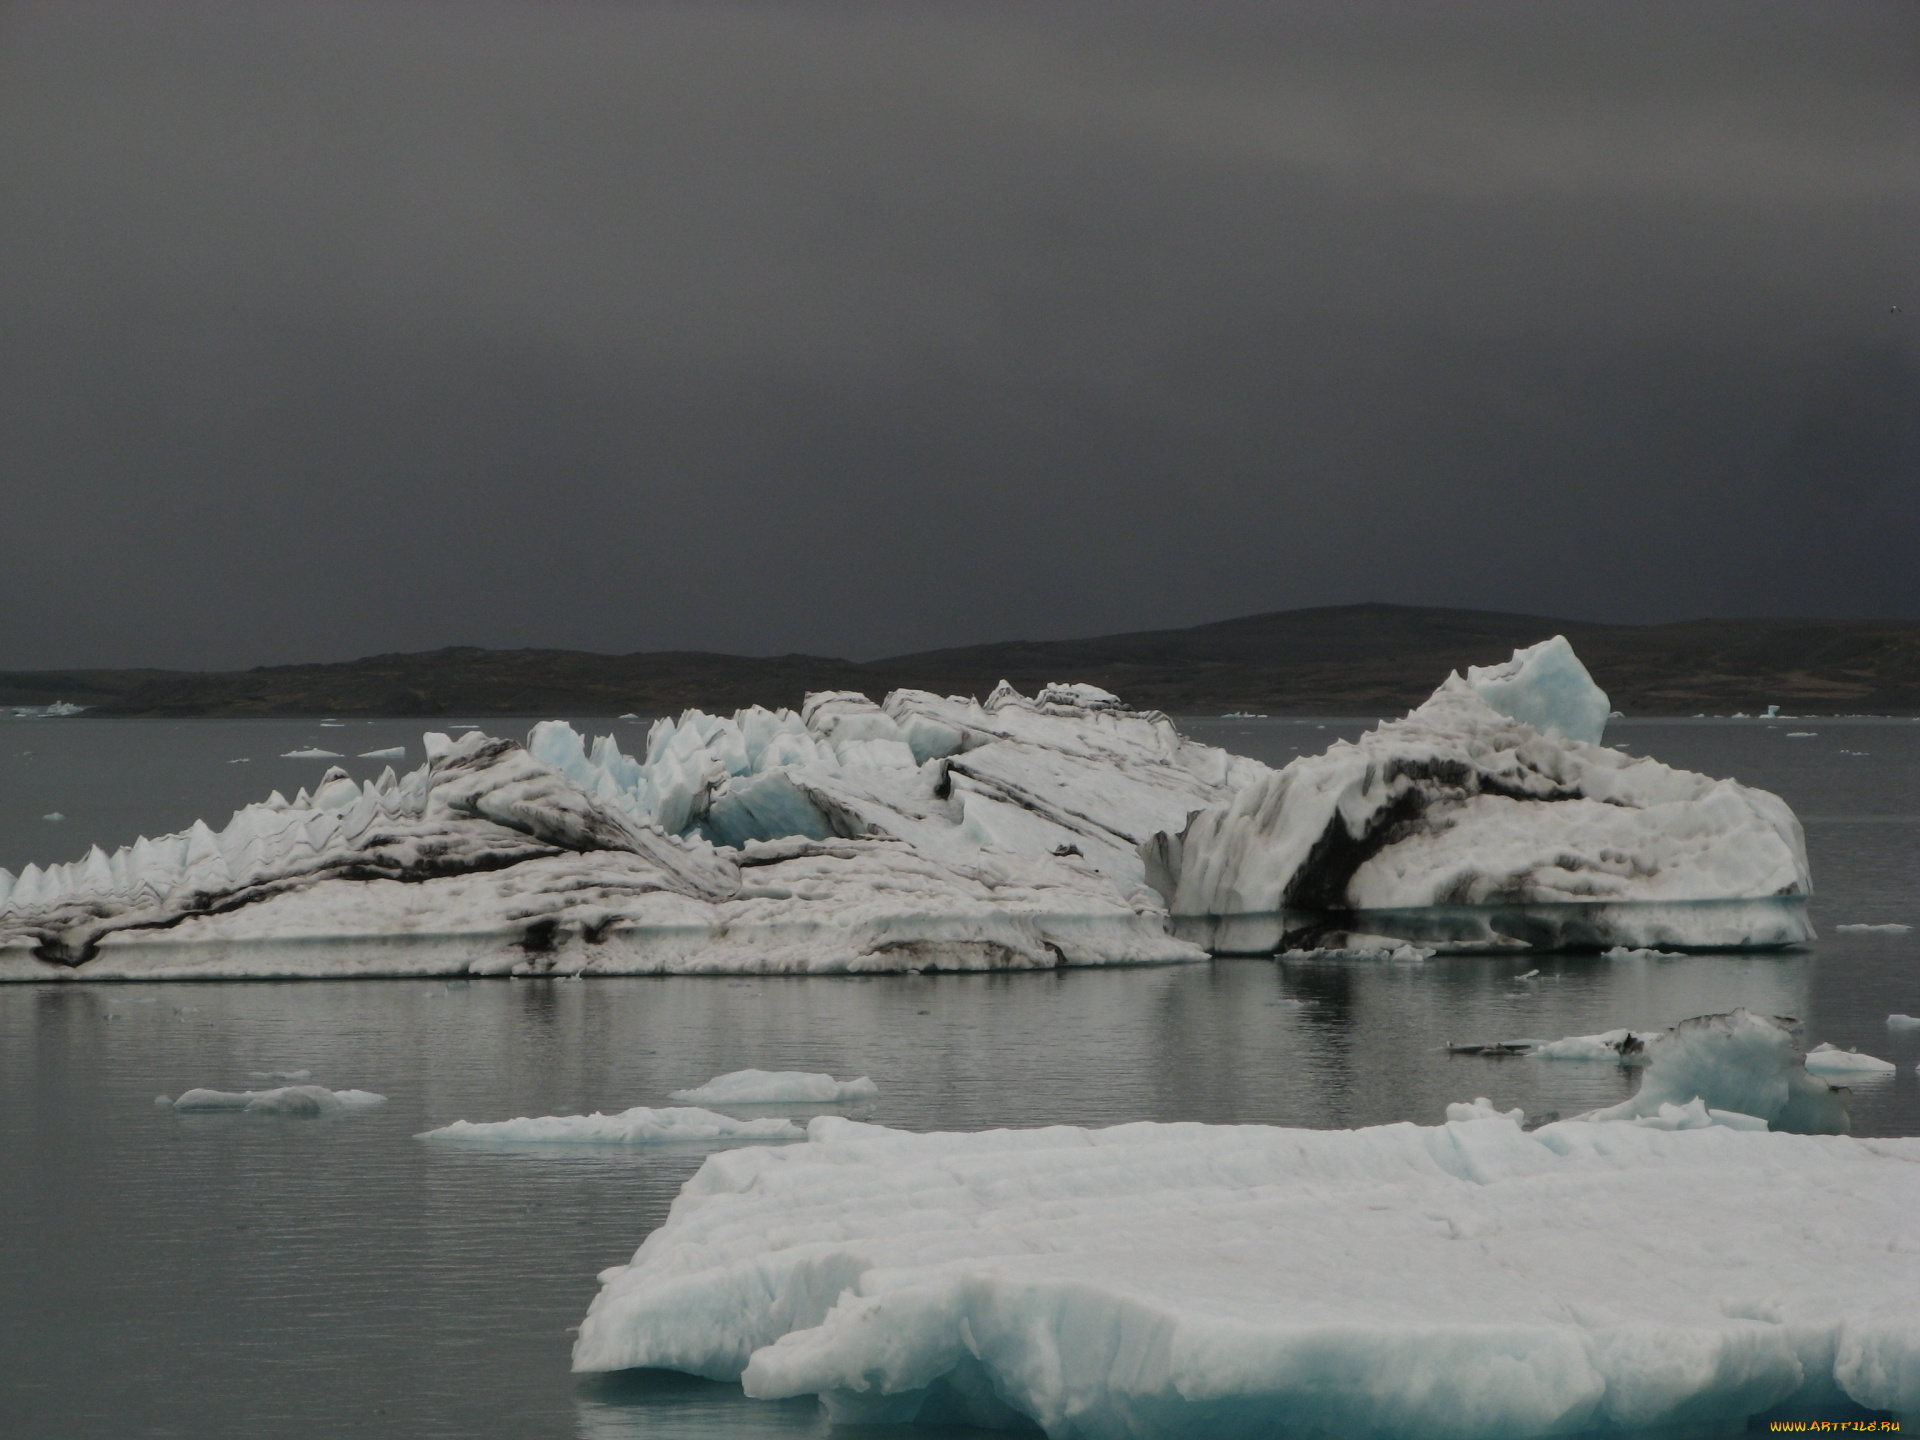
[{"left": 1176, "top": 895, "right": 1815, "bottom": 956}]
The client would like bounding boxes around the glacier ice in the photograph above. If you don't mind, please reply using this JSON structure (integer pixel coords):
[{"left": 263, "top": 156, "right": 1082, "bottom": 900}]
[
  {"left": 171, "top": 1085, "right": 386, "bottom": 1116},
  {"left": 418, "top": 1106, "right": 802, "bottom": 1146},
  {"left": 1803, "top": 1043, "right": 1897, "bottom": 1076},
  {"left": 1464, "top": 634, "right": 1611, "bottom": 744},
  {"left": 572, "top": 1112, "right": 1920, "bottom": 1438},
  {"left": 1153, "top": 640, "right": 1812, "bottom": 955},
  {"left": 2, "top": 682, "right": 1255, "bottom": 979},
  {"left": 1575, "top": 1010, "right": 1849, "bottom": 1134},
  {"left": 667, "top": 1070, "right": 879, "bottom": 1105},
  {"left": 0, "top": 640, "right": 1825, "bottom": 975}
]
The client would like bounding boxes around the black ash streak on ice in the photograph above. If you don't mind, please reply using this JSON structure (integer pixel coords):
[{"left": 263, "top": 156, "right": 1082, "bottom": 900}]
[{"left": 1, "top": 1, "right": 1916, "bottom": 672}]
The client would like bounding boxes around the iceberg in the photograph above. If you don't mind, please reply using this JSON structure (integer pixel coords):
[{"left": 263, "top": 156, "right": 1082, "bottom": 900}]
[
  {"left": 418, "top": 1106, "right": 802, "bottom": 1146},
  {"left": 572, "top": 1113, "right": 1920, "bottom": 1437},
  {"left": 1152, "top": 638, "right": 1812, "bottom": 954},
  {"left": 171, "top": 1085, "right": 386, "bottom": 1115},
  {"left": 668, "top": 1070, "right": 879, "bottom": 1105},
  {"left": 2, "top": 683, "right": 1259, "bottom": 980}
]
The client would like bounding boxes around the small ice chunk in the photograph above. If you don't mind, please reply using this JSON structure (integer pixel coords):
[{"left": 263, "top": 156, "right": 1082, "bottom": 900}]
[
  {"left": 358, "top": 746, "right": 406, "bottom": 760},
  {"left": 1834, "top": 923, "right": 1912, "bottom": 934},
  {"left": 1803, "top": 1043, "right": 1897, "bottom": 1075},
  {"left": 418, "top": 1106, "right": 803, "bottom": 1145},
  {"left": 228, "top": 758, "right": 250, "bottom": 764},
  {"left": 154, "top": 1095, "right": 172, "bottom": 1107},
  {"left": 247, "top": 1069, "right": 313, "bottom": 1082},
  {"left": 172, "top": 1085, "right": 386, "bottom": 1115},
  {"left": 668, "top": 1070, "right": 880, "bottom": 1105},
  {"left": 42, "top": 812, "right": 63, "bottom": 822},
  {"left": 1531, "top": 1028, "right": 1646, "bottom": 1062},
  {"left": 1445, "top": 1097, "right": 1524, "bottom": 1123},
  {"left": 1888, "top": 1014, "right": 1920, "bottom": 1030},
  {"left": 280, "top": 748, "right": 343, "bottom": 759}
]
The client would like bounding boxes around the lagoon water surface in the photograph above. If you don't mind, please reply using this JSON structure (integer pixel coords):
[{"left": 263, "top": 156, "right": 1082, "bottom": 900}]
[{"left": 4, "top": 717, "right": 1918, "bottom": 1438}]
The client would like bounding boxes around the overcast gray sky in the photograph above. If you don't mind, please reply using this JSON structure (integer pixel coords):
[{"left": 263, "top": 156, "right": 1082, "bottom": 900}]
[{"left": 2, "top": 0, "right": 1915, "bottom": 670}]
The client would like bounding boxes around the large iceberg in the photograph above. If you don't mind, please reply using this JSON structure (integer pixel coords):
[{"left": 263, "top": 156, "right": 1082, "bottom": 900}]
[
  {"left": 1, "top": 683, "right": 1262, "bottom": 980},
  {"left": 572, "top": 1113, "right": 1920, "bottom": 1437},
  {"left": 1151, "top": 637, "right": 1813, "bottom": 954}
]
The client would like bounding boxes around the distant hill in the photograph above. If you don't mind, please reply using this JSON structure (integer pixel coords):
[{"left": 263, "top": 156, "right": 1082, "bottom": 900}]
[{"left": 6, "top": 605, "right": 1919, "bottom": 717}]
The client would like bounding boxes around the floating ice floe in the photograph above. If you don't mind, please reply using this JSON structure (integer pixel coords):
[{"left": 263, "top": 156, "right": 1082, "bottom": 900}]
[
  {"left": 358, "top": 747, "right": 406, "bottom": 760},
  {"left": 42, "top": 812, "right": 63, "bottom": 823},
  {"left": 1889, "top": 1014, "right": 1920, "bottom": 1030},
  {"left": 247, "top": 1068, "right": 313, "bottom": 1082},
  {"left": 1836, "top": 923, "right": 1912, "bottom": 934},
  {"left": 1, "top": 683, "right": 1258, "bottom": 979},
  {"left": 572, "top": 1111, "right": 1920, "bottom": 1437},
  {"left": 667, "top": 1070, "right": 879, "bottom": 1105},
  {"left": 418, "top": 1106, "right": 802, "bottom": 1146},
  {"left": 170, "top": 1085, "right": 385, "bottom": 1115},
  {"left": 1573, "top": 1011, "right": 1849, "bottom": 1133},
  {"left": 1803, "top": 1043, "right": 1897, "bottom": 1076},
  {"left": 1151, "top": 636, "right": 1813, "bottom": 955},
  {"left": 280, "top": 748, "right": 342, "bottom": 759}
]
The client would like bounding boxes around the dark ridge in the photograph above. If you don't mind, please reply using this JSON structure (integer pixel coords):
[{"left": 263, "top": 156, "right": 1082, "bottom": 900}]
[{"left": 6, "top": 604, "right": 1920, "bottom": 717}]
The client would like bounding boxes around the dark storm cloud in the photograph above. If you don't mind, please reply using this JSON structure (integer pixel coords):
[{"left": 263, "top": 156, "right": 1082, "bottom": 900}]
[{"left": 2, "top": 0, "right": 1915, "bottom": 669}]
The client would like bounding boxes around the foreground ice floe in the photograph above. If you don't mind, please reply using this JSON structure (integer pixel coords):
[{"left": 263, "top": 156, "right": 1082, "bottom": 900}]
[
  {"left": 2, "top": 683, "right": 1256, "bottom": 979},
  {"left": 1151, "top": 636, "right": 1813, "bottom": 954},
  {"left": 573, "top": 1112, "right": 1920, "bottom": 1437},
  {"left": 169, "top": 1085, "right": 386, "bottom": 1115},
  {"left": 418, "top": 1107, "right": 802, "bottom": 1146},
  {"left": 667, "top": 1070, "right": 879, "bottom": 1105}
]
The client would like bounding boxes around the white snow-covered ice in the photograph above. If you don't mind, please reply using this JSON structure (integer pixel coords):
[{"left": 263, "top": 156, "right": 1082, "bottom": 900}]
[
  {"left": 171, "top": 1085, "right": 386, "bottom": 1115},
  {"left": 572, "top": 1112, "right": 1920, "bottom": 1438},
  {"left": 1153, "top": 637, "right": 1813, "bottom": 954},
  {"left": 418, "top": 1106, "right": 802, "bottom": 1146},
  {"left": 667, "top": 1070, "right": 879, "bottom": 1105}
]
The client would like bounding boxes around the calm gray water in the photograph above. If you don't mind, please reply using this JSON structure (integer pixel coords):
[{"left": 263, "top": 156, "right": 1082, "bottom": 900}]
[{"left": 4, "top": 715, "right": 1918, "bottom": 1438}]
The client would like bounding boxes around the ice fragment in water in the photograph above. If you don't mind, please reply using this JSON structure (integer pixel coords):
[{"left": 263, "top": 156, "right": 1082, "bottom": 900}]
[
  {"left": 171, "top": 1085, "right": 386, "bottom": 1116},
  {"left": 1577, "top": 1010, "right": 1848, "bottom": 1134},
  {"left": 1835, "top": 923, "right": 1912, "bottom": 933},
  {"left": 358, "top": 747, "right": 406, "bottom": 760},
  {"left": 1803, "top": 1043, "right": 1896, "bottom": 1075},
  {"left": 418, "top": 1106, "right": 802, "bottom": 1145},
  {"left": 1887, "top": 1014, "right": 1920, "bottom": 1030},
  {"left": 280, "top": 748, "right": 342, "bottom": 759},
  {"left": 667, "top": 1070, "right": 879, "bottom": 1105}
]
